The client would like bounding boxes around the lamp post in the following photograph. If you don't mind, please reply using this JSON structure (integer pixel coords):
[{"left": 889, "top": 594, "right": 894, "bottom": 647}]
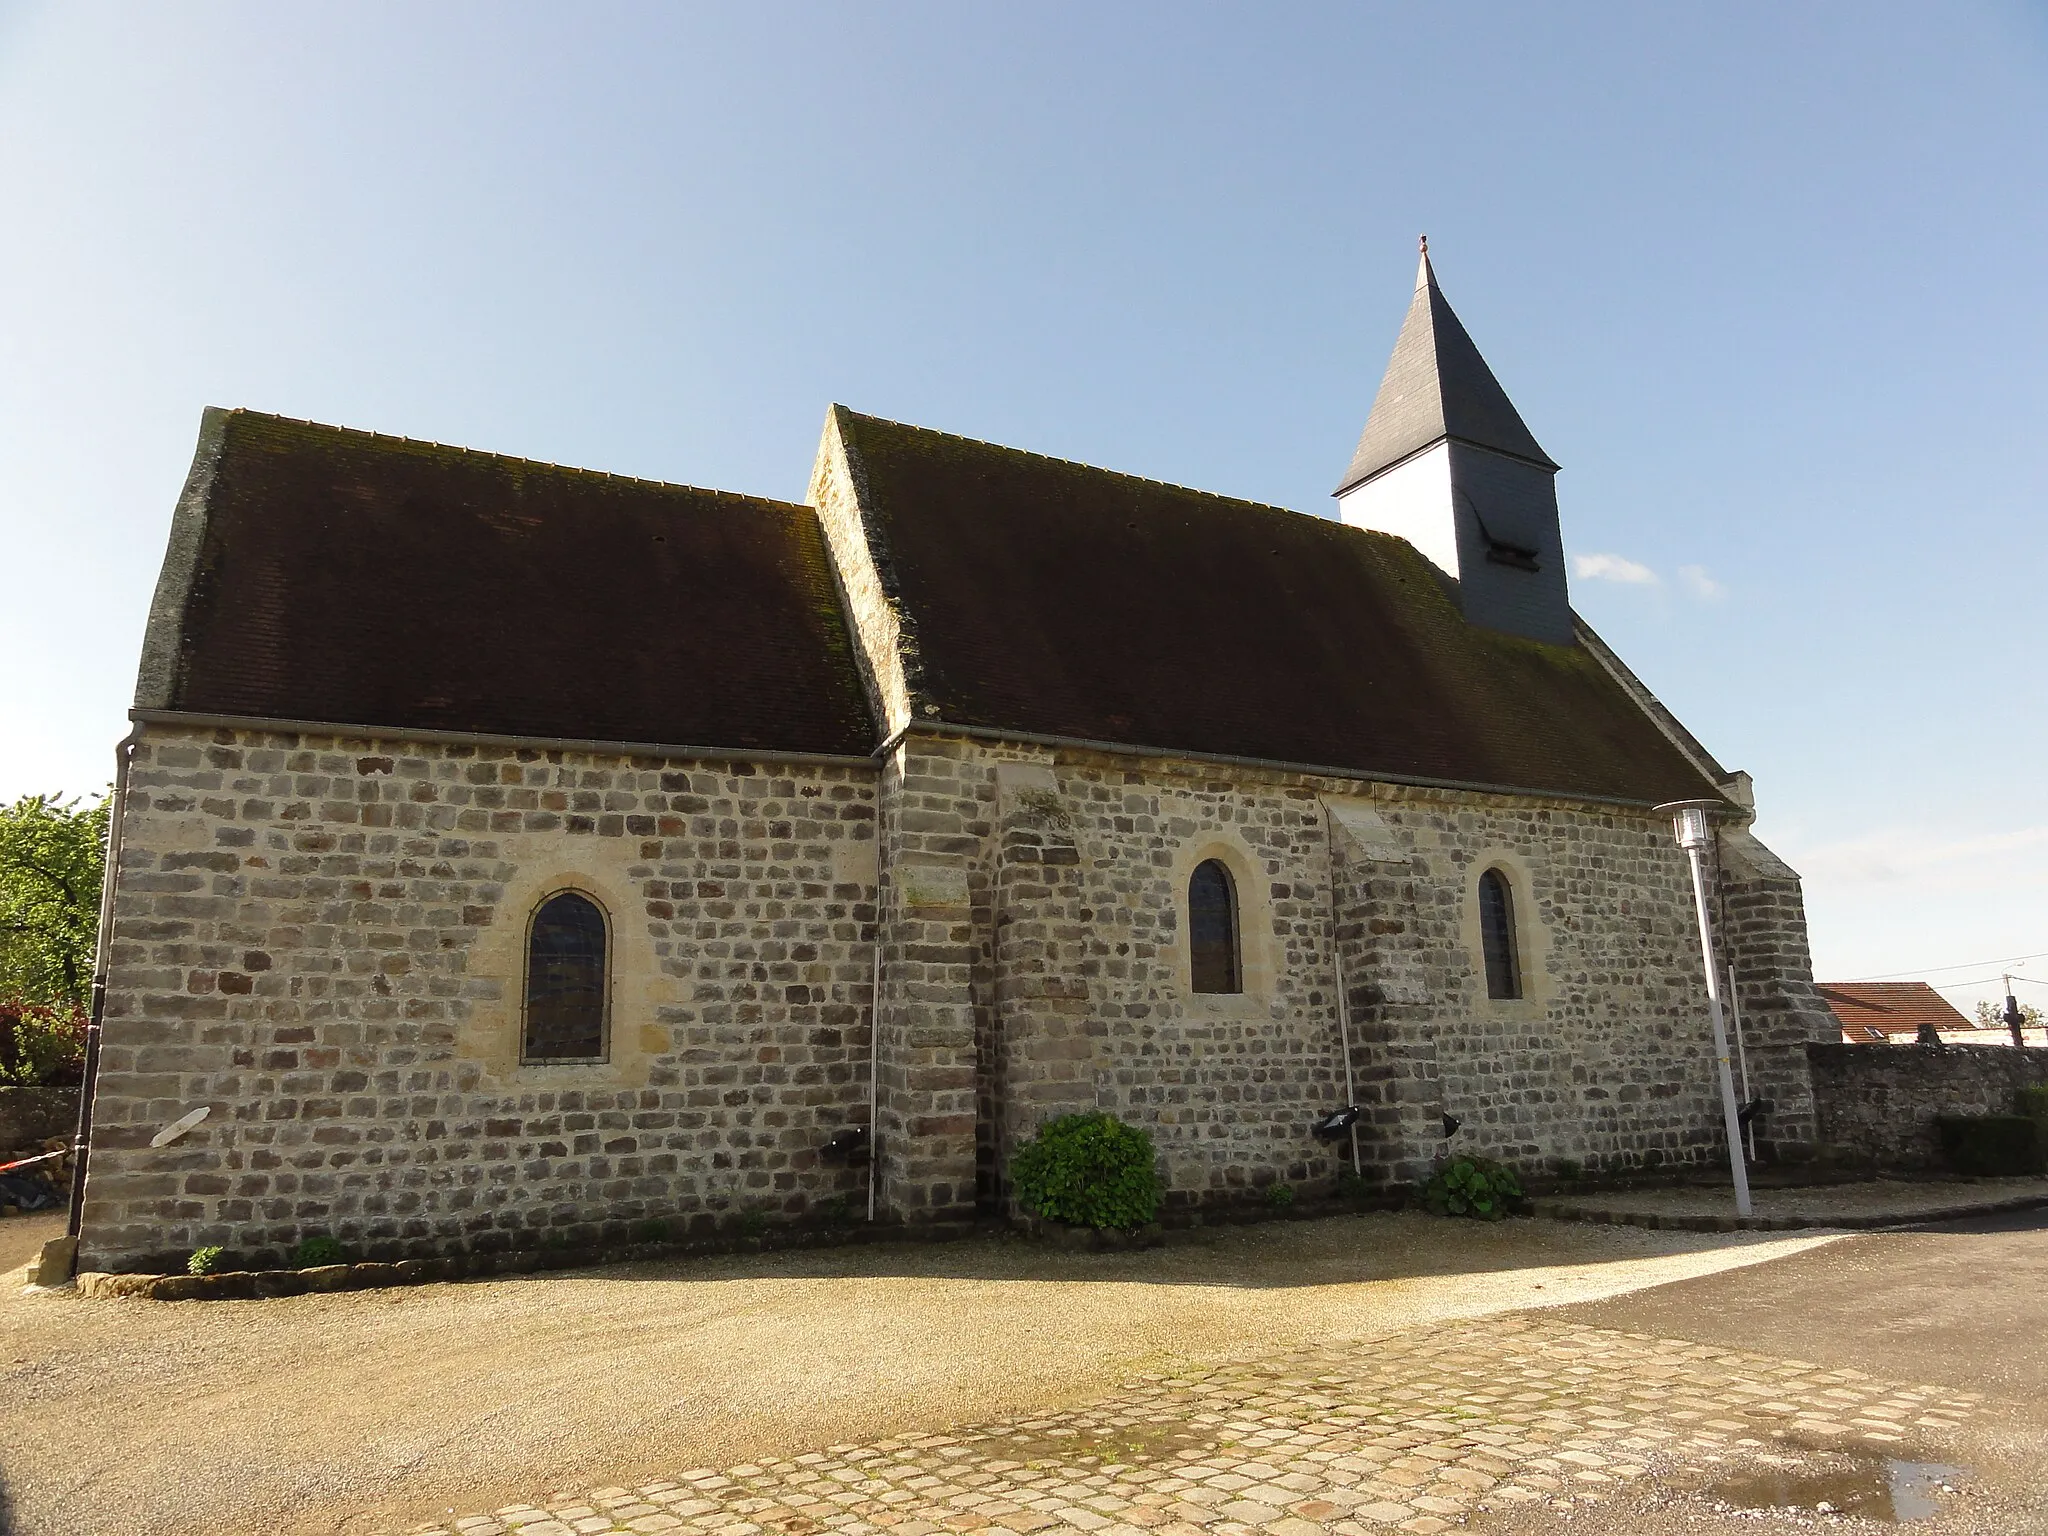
[{"left": 1655, "top": 799, "right": 1753, "bottom": 1218}]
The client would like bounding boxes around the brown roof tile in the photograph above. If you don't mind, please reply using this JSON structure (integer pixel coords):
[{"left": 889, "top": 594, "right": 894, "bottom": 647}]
[
  {"left": 1815, "top": 982, "right": 1978, "bottom": 1039},
  {"left": 140, "top": 410, "right": 875, "bottom": 756},
  {"left": 835, "top": 408, "right": 1721, "bottom": 805}
]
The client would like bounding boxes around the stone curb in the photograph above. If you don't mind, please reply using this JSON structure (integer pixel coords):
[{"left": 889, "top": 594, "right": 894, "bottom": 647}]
[
  {"left": 67, "top": 1194, "right": 1412, "bottom": 1301},
  {"left": 72, "top": 1221, "right": 961, "bottom": 1301},
  {"left": 1532, "top": 1188, "right": 2048, "bottom": 1234}
]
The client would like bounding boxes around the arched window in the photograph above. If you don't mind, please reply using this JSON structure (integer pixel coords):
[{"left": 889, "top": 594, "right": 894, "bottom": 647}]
[
  {"left": 1478, "top": 868, "right": 1521, "bottom": 1001},
  {"left": 1189, "top": 858, "right": 1241, "bottom": 994},
  {"left": 524, "top": 891, "right": 608, "bottom": 1061}
]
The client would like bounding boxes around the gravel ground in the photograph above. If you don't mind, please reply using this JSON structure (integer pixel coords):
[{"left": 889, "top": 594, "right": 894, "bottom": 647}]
[
  {"left": 1543, "top": 1174, "right": 2048, "bottom": 1224},
  {"left": 0, "top": 1211, "right": 61, "bottom": 1278},
  {"left": 0, "top": 1213, "right": 1836, "bottom": 1536}
]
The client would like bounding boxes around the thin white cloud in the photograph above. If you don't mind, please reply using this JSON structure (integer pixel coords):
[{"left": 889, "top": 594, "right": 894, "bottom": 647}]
[
  {"left": 1788, "top": 823, "right": 2048, "bottom": 889},
  {"left": 1573, "top": 552, "right": 1660, "bottom": 585},
  {"left": 1678, "top": 564, "right": 1726, "bottom": 600}
]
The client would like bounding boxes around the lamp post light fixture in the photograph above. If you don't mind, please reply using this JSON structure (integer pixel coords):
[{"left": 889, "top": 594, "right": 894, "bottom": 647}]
[{"left": 1655, "top": 798, "right": 1753, "bottom": 1219}]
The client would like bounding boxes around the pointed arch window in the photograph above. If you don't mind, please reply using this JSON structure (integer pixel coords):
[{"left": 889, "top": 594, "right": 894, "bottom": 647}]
[
  {"left": 524, "top": 891, "right": 609, "bottom": 1061},
  {"left": 1189, "top": 859, "right": 1241, "bottom": 995},
  {"left": 1478, "top": 868, "right": 1521, "bottom": 1001}
]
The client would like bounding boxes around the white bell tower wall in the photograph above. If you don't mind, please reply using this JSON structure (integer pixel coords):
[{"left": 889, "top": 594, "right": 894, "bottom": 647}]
[{"left": 1336, "top": 442, "right": 1456, "bottom": 577}]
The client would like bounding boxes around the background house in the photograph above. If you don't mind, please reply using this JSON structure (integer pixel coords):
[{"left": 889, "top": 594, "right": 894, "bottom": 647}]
[{"left": 1816, "top": 981, "right": 2006, "bottom": 1045}]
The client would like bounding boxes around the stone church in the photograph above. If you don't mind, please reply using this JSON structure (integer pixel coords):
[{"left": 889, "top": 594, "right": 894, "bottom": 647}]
[{"left": 76, "top": 250, "right": 1836, "bottom": 1270}]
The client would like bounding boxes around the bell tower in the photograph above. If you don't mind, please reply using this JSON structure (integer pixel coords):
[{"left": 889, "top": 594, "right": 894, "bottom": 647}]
[{"left": 1335, "top": 240, "right": 1574, "bottom": 645}]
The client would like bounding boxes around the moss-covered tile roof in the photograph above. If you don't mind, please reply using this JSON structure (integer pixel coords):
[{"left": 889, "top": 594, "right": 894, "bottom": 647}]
[
  {"left": 836, "top": 407, "right": 1720, "bottom": 805},
  {"left": 142, "top": 409, "right": 875, "bottom": 756}
]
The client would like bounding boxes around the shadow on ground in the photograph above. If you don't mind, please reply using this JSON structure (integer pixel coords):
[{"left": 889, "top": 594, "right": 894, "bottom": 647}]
[{"left": 474, "top": 1208, "right": 1790, "bottom": 1291}]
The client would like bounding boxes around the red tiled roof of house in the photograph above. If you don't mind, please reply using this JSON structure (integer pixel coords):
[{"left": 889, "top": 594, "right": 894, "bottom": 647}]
[{"left": 1816, "top": 981, "right": 1978, "bottom": 1042}]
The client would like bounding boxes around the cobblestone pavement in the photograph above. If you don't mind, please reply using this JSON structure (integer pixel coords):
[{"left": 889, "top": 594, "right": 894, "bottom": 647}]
[{"left": 401, "top": 1315, "right": 1976, "bottom": 1536}]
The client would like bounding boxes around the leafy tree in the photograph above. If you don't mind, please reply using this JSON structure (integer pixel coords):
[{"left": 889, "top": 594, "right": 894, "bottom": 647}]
[
  {"left": 1976, "top": 998, "right": 2044, "bottom": 1031},
  {"left": 0, "top": 793, "right": 108, "bottom": 1008},
  {"left": 0, "top": 998, "right": 87, "bottom": 1086}
]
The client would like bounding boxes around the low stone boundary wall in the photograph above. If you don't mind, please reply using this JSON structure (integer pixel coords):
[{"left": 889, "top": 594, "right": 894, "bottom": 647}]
[
  {"left": 1809, "top": 1041, "right": 2048, "bottom": 1169},
  {"left": 1, "top": 1086, "right": 79, "bottom": 1151}
]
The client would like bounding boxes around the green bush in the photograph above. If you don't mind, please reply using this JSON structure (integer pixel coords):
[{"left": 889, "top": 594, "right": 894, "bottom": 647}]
[
  {"left": 291, "top": 1235, "right": 347, "bottom": 1268},
  {"left": 817, "top": 1194, "right": 853, "bottom": 1225},
  {"left": 1424, "top": 1155, "right": 1524, "bottom": 1220},
  {"left": 1264, "top": 1182, "right": 1296, "bottom": 1208},
  {"left": 631, "top": 1217, "right": 672, "bottom": 1244},
  {"left": 1934, "top": 1114, "right": 2044, "bottom": 1176},
  {"left": 2014, "top": 1086, "right": 2048, "bottom": 1136},
  {"left": 1333, "top": 1170, "right": 1372, "bottom": 1202},
  {"left": 187, "top": 1245, "right": 225, "bottom": 1276},
  {"left": 1010, "top": 1112, "right": 1161, "bottom": 1231},
  {"left": 0, "top": 998, "right": 87, "bottom": 1086}
]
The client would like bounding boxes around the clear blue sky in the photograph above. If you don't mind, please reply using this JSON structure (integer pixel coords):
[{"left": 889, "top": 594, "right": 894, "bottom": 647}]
[{"left": 3, "top": 3, "right": 2045, "bottom": 1014}]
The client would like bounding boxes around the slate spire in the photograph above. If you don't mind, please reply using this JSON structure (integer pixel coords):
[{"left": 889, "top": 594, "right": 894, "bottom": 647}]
[
  {"left": 1334, "top": 237, "right": 1557, "bottom": 496},
  {"left": 1333, "top": 241, "right": 1575, "bottom": 646}
]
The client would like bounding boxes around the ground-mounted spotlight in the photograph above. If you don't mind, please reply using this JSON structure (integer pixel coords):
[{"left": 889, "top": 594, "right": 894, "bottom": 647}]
[
  {"left": 1737, "top": 1098, "right": 1771, "bottom": 1131},
  {"left": 1441, "top": 1113, "right": 1461, "bottom": 1140},
  {"left": 821, "top": 1125, "right": 871, "bottom": 1165},
  {"left": 1312, "top": 1105, "right": 1363, "bottom": 1140}
]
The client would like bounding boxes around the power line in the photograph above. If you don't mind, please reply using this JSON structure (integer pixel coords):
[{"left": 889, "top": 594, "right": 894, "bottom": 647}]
[
  {"left": 1924, "top": 973, "right": 2048, "bottom": 995},
  {"left": 1841, "top": 950, "right": 2048, "bottom": 982}
]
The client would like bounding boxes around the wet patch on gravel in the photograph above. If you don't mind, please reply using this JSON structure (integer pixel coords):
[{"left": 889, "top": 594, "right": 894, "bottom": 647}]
[{"left": 1708, "top": 1452, "right": 1969, "bottom": 1522}]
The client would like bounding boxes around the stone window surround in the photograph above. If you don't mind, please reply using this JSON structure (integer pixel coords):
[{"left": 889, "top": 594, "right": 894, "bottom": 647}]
[
  {"left": 1170, "top": 832, "right": 1276, "bottom": 1016},
  {"left": 455, "top": 857, "right": 661, "bottom": 1091},
  {"left": 1459, "top": 851, "right": 1549, "bottom": 1015},
  {"left": 521, "top": 885, "right": 614, "bottom": 1066}
]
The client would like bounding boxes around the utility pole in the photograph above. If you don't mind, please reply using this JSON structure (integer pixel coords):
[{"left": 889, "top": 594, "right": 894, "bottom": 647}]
[{"left": 2004, "top": 975, "right": 2026, "bottom": 1048}]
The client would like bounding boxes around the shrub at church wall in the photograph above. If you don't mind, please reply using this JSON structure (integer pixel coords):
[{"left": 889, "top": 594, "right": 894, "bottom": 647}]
[
  {"left": 1009, "top": 1112, "right": 1161, "bottom": 1231},
  {"left": 1423, "top": 1155, "right": 1524, "bottom": 1220}
]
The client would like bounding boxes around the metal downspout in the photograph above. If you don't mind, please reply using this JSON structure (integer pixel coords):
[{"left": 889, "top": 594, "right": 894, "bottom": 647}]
[
  {"left": 1324, "top": 813, "right": 1361, "bottom": 1176},
  {"left": 66, "top": 727, "right": 143, "bottom": 1244},
  {"left": 867, "top": 738, "right": 898, "bottom": 1222}
]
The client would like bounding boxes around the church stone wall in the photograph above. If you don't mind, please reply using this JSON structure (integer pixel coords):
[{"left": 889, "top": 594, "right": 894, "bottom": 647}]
[
  {"left": 1712, "top": 826, "right": 1836, "bottom": 1158},
  {"left": 79, "top": 724, "right": 879, "bottom": 1273},
  {"left": 81, "top": 721, "right": 1831, "bottom": 1268},
  {"left": 868, "top": 734, "right": 1797, "bottom": 1221}
]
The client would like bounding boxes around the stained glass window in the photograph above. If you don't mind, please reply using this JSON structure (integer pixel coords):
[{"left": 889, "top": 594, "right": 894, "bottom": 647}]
[
  {"left": 524, "top": 891, "right": 608, "bottom": 1060},
  {"left": 1479, "top": 869, "right": 1521, "bottom": 1001},
  {"left": 1189, "top": 859, "right": 1240, "bottom": 995}
]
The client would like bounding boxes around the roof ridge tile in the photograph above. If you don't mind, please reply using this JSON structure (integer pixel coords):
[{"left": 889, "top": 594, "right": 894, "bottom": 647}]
[{"left": 218, "top": 406, "right": 807, "bottom": 512}]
